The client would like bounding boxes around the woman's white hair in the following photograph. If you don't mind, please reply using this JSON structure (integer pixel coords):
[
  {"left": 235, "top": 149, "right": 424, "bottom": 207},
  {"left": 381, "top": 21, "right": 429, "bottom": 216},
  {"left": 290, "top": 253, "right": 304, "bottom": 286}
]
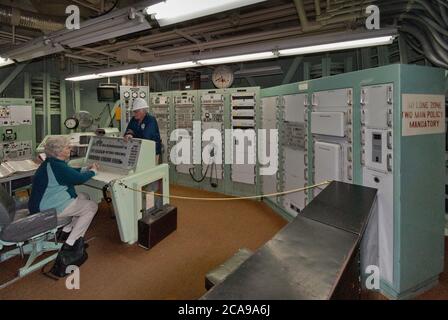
[{"left": 44, "top": 136, "right": 71, "bottom": 158}]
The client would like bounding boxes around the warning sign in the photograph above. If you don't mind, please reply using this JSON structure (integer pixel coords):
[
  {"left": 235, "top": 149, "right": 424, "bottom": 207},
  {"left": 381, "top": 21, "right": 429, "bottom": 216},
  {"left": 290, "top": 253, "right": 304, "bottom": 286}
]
[{"left": 402, "top": 94, "right": 445, "bottom": 136}]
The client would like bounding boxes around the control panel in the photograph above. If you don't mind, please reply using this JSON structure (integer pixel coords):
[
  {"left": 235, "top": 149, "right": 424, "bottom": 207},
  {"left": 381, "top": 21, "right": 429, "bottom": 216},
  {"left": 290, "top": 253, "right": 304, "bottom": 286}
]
[
  {"left": 360, "top": 83, "right": 394, "bottom": 285},
  {"left": 86, "top": 136, "right": 142, "bottom": 170},
  {"left": 0, "top": 105, "right": 33, "bottom": 126},
  {"left": 281, "top": 93, "right": 308, "bottom": 215},
  {"left": 174, "top": 94, "right": 195, "bottom": 130},
  {"left": 0, "top": 140, "right": 33, "bottom": 160},
  {"left": 120, "top": 86, "right": 150, "bottom": 134},
  {"left": 282, "top": 122, "right": 305, "bottom": 150},
  {"left": 310, "top": 88, "right": 353, "bottom": 191},
  {"left": 231, "top": 92, "right": 256, "bottom": 129},
  {"left": 150, "top": 93, "right": 171, "bottom": 163},
  {"left": 231, "top": 91, "right": 257, "bottom": 185},
  {"left": 173, "top": 92, "right": 196, "bottom": 175},
  {"left": 200, "top": 92, "right": 224, "bottom": 180}
]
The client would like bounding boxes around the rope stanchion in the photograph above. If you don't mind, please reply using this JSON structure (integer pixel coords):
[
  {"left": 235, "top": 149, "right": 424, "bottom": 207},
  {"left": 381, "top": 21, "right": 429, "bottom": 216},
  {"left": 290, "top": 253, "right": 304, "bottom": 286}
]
[{"left": 117, "top": 180, "right": 332, "bottom": 201}]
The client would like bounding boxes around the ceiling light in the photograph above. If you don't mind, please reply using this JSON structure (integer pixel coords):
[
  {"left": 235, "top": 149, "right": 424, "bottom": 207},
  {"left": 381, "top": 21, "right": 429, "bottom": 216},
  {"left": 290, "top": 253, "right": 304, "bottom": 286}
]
[
  {"left": 198, "top": 52, "right": 275, "bottom": 65},
  {"left": 145, "top": 0, "right": 267, "bottom": 26},
  {"left": 278, "top": 36, "right": 396, "bottom": 56},
  {"left": 0, "top": 2, "right": 160, "bottom": 62},
  {"left": 141, "top": 61, "right": 198, "bottom": 72},
  {"left": 66, "top": 74, "right": 101, "bottom": 81},
  {"left": 0, "top": 57, "right": 14, "bottom": 67},
  {"left": 97, "top": 69, "right": 143, "bottom": 77}
]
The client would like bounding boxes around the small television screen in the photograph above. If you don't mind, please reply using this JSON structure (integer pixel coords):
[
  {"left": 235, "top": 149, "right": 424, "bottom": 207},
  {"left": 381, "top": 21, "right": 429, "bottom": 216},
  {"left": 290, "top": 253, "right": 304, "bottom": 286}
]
[{"left": 97, "top": 87, "right": 118, "bottom": 102}]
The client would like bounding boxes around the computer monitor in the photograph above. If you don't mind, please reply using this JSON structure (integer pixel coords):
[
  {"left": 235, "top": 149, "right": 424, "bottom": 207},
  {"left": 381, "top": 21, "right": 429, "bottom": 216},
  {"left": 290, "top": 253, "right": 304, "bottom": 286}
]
[{"left": 97, "top": 86, "right": 118, "bottom": 102}]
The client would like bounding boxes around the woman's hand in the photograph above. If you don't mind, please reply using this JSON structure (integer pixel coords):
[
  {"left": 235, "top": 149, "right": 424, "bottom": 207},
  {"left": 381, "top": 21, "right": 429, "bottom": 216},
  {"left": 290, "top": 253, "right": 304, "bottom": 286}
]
[{"left": 88, "top": 163, "right": 99, "bottom": 172}]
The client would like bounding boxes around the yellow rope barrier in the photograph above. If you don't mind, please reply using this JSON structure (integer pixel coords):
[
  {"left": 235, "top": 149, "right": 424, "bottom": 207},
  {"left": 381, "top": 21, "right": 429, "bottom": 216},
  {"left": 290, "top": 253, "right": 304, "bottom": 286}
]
[{"left": 118, "top": 180, "right": 332, "bottom": 201}]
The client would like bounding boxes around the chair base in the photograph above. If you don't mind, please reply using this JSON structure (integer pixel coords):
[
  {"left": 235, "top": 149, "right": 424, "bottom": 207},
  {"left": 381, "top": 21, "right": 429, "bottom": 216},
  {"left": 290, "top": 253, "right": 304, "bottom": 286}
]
[{"left": 0, "top": 230, "right": 62, "bottom": 289}]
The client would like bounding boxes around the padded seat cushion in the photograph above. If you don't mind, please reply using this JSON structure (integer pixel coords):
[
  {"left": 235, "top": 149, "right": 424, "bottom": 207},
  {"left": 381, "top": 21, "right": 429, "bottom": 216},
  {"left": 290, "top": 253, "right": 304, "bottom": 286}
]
[
  {"left": 206, "top": 248, "right": 253, "bottom": 289},
  {"left": 0, "top": 209, "right": 57, "bottom": 243}
]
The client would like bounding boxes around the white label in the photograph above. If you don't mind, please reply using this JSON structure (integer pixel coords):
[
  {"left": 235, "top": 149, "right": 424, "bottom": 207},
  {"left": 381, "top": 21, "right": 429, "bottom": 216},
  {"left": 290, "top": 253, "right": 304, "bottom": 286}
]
[
  {"left": 298, "top": 82, "right": 308, "bottom": 91},
  {"left": 402, "top": 94, "right": 445, "bottom": 136}
]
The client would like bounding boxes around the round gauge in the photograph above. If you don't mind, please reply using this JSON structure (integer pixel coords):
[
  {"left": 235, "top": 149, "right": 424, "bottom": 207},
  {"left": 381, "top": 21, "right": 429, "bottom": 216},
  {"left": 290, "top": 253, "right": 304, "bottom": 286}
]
[
  {"left": 132, "top": 92, "right": 138, "bottom": 98},
  {"left": 139, "top": 91, "right": 146, "bottom": 98},
  {"left": 123, "top": 91, "right": 130, "bottom": 99},
  {"left": 64, "top": 117, "right": 79, "bottom": 130},
  {"left": 212, "top": 65, "right": 234, "bottom": 89}
]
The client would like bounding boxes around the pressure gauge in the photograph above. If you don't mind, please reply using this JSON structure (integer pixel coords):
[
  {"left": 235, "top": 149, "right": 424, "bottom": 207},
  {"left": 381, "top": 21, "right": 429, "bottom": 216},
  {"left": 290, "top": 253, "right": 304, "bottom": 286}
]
[
  {"left": 212, "top": 65, "right": 234, "bottom": 89},
  {"left": 132, "top": 92, "right": 138, "bottom": 98},
  {"left": 123, "top": 91, "right": 130, "bottom": 99},
  {"left": 140, "top": 91, "right": 146, "bottom": 98},
  {"left": 64, "top": 117, "right": 79, "bottom": 130}
]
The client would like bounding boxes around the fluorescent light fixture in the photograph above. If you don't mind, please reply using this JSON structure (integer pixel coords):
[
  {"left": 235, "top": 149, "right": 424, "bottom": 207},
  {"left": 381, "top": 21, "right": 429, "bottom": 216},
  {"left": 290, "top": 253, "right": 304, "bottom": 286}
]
[
  {"left": 66, "top": 74, "right": 101, "bottom": 81},
  {"left": 279, "top": 36, "right": 395, "bottom": 56},
  {"left": 198, "top": 52, "right": 275, "bottom": 65},
  {"left": 97, "top": 69, "right": 142, "bottom": 77},
  {"left": 145, "top": 0, "right": 267, "bottom": 26},
  {"left": 65, "top": 30, "right": 398, "bottom": 82},
  {"left": 0, "top": 3, "right": 156, "bottom": 62},
  {"left": 141, "top": 61, "right": 198, "bottom": 72},
  {"left": 0, "top": 57, "right": 14, "bottom": 67}
]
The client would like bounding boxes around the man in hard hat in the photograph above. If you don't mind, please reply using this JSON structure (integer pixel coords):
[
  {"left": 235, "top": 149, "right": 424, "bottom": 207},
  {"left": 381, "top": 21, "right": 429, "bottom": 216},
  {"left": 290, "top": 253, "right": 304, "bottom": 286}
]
[{"left": 124, "top": 97, "right": 161, "bottom": 162}]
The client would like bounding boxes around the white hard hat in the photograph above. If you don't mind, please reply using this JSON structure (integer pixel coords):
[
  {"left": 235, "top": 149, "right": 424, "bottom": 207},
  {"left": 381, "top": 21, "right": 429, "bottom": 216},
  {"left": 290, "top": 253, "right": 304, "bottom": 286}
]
[{"left": 131, "top": 97, "right": 149, "bottom": 111}]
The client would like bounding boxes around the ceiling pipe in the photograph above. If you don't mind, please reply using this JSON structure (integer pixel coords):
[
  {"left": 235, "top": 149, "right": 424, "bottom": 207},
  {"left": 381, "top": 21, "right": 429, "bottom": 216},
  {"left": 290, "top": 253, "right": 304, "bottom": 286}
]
[
  {"left": 314, "top": 0, "right": 321, "bottom": 16},
  {"left": 400, "top": 25, "right": 448, "bottom": 69},
  {"left": 0, "top": 5, "right": 64, "bottom": 32},
  {"left": 293, "top": 0, "right": 310, "bottom": 30}
]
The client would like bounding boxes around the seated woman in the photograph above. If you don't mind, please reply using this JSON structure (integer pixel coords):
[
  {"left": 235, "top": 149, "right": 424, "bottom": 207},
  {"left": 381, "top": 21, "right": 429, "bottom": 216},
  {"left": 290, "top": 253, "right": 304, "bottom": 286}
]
[{"left": 28, "top": 136, "right": 99, "bottom": 275}]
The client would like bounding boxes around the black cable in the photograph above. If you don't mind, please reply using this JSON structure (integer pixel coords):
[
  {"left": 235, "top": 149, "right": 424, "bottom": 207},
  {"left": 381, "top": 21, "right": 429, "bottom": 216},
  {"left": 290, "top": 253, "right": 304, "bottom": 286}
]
[
  {"left": 90, "top": 0, "right": 120, "bottom": 19},
  {"left": 189, "top": 164, "right": 210, "bottom": 183},
  {"left": 210, "top": 162, "right": 218, "bottom": 188}
]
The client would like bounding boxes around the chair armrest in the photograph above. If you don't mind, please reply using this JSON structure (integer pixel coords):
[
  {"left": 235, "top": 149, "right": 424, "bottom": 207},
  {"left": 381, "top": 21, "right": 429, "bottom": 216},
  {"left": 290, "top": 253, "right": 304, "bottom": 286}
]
[{"left": 0, "top": 209, "right": 57, "bottom": 243}]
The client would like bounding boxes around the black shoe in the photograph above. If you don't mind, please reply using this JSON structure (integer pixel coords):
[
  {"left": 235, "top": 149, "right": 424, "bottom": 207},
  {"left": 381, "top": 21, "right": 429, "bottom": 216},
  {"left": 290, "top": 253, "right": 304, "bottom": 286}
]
[
  {"left": 72, "top": 237, "right": 89, "bottom": 250},
  {"left": 50, "top": 251, "right": 88, "bottom": 278},
  {"left": 57, "top": 232, "right": 89, "bottom": 249},
  {"left": 50, "top": 238, "right": 88, "bottom": 278},
  {"left": 56, "top": 230, "right": 70, "bottom": 242}
]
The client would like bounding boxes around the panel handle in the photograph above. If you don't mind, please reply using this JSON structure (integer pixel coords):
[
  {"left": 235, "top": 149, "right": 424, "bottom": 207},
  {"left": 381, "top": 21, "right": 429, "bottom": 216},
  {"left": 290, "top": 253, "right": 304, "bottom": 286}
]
[
  {"left": 311, "top": 94, "right": 317, "bottom": 107},
  {"left": 387, "top": 109, "right": 393, "bottom": 127},
  {"left": 387, "top": 131, "right": 393, "bottom": 150},
  {"left": 347, "top": 89, "right": 353, "bottom": 106},
  {"left": 387, "top": 85, "right": 393, "bottom": 104},
  {"left": 360, "top": 89, "right": 367, "bottom": 106},
  {"left": 347, "top": 165, "right": 353, "bottom": 181},
  {"left": 387, "top": 153, "right": 393, "bottom": 172}
]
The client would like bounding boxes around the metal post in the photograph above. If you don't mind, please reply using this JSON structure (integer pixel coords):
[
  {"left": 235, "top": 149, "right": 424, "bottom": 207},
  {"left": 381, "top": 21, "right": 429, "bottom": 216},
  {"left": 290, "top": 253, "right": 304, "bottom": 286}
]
[{"left": 60, "top": 77, "right": 67, "bottom": 134}]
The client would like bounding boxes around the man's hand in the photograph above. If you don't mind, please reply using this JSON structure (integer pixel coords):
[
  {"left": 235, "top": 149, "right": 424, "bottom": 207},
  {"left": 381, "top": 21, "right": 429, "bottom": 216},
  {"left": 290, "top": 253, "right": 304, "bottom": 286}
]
[
  {"left": 124, "top": 134, "right": 133, "bottom": 142},
  {"left": 124, "top": 130, "right": 134, "bottom": 142}
]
